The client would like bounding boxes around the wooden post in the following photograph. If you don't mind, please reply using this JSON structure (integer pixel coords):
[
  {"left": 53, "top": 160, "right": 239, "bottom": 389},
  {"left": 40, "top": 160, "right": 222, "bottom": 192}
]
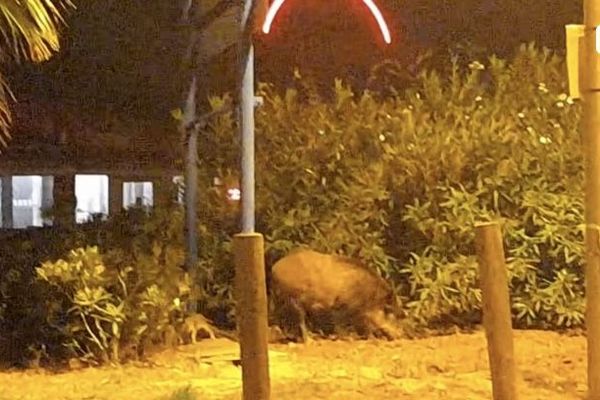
[
  {"left": 588, "top": 225, "right": 600, "bottom": 400},
  {"left": 475, "top": 221, "right": 518, "bottom": 400},
  {"left": 582, "top": 1, "right": 600, "bottom": 397},
  {"left": 1, "top": 175, "right": 12, "bottom": 228},
  {"left": 234, "top": 233, "right": 270, "bottom": 400}
]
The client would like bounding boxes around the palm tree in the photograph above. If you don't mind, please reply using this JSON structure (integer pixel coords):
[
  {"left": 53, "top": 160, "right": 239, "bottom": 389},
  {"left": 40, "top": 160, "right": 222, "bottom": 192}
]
[{"left": 0, "top": 0, "right": 73, "bottom": 148}]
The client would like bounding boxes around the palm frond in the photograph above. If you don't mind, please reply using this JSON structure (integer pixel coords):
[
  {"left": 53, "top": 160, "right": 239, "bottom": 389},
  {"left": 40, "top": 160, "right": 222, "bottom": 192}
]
[
  {"left": 0, "top": 0, "right": 72, "bottom": 150},
  {"left": 0, "top": 0, "right": 72, "bottom": 62},
  {"left": 0, "top": 72, "right": 14, "bottom": 151}
]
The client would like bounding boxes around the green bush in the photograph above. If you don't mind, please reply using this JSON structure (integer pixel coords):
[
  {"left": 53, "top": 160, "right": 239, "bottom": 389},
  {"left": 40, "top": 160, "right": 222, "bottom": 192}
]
[
  {"left": 0, "top": 227, "right": 89, "bottom": 366},
  {"left": 37, "top": 246, "right": 126, "bottom": 364},
  {"left": 197, "top": 43, "right": 585, "bottom": 329},
  {"left": 199, "top": 80, "right": 396, "bottom": 279},
  {"left": 34, "top": 206, "right": 190, "bottom": 364},
  {"left": 1, "top": 203, "right": 235, "bottom": 366},
  {"left": 391, "top": 44, "right": 584, "bottom": 328}
]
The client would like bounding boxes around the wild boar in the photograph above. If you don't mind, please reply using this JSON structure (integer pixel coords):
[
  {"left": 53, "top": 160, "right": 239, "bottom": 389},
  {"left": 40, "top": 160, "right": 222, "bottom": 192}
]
[
  {"left": 180, "top": 314, "right": 217, "bottom": 343},
  {"left": 271, "top": 249, "right": 401, "bottom": 342}
]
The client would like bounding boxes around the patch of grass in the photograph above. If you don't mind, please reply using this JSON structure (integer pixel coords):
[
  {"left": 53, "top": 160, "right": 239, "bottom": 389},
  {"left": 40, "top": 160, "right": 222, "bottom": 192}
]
[{"left": 165, "top": 386, "right": 198, "bottom": 400}]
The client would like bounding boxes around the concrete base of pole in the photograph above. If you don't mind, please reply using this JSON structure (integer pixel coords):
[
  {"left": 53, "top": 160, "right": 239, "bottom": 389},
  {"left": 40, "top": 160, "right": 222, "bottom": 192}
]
[
  {"left": 475, "top": 221, "right": 519, "bottom": 400},
  {"left": 233, "top": 233, "right": 270, "bottom": 400}
]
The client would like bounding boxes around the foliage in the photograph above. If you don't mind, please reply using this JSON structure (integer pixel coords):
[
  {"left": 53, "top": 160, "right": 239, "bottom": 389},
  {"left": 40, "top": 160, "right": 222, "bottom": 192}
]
[
  {"left": 0, "top": 43, "right": 591, "bottom": 367},
  {"left": 31, "top": 206, "right": 190, "bottom": 364},
  {"left": 197, "top": 43, "right": 585, "bottom": 330},
  {"left": 165, "top": 387, "right": 199, "bottom": 400},
  {"left": 198, "top": 79, "right": 395, "bottom": 280},
  {"left": 0, "top": 0, "right": 71, "bottom": 62},
  {"left": 0, "top": 226, "right": 88, "bottom": 366},
  {"left": 37, "top": 247, "right": 125, "bottom": 364},
  {"left": 0, "top": 0, "right": 73, "bottom": 147},
  {"left": 388, "top": 44, "right": 584, "bottom": 328},
  {"left": 1, "top": 202, "right": 232, "bottom": 366},
  {"left": 93, "top": 205, "right": 190, "bottom": 357}
]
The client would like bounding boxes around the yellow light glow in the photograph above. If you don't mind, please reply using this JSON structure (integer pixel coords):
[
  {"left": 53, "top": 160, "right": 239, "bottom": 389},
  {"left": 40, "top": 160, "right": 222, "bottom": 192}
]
[{"left": 262, "top": 0, "right": 392, "bottom": 44}]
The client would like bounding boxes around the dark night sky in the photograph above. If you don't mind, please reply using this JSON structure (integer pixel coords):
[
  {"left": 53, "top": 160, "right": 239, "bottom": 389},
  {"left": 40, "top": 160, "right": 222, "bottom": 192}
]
[{"left": 4, "top": 0, "right": 582, "bottom": 122}]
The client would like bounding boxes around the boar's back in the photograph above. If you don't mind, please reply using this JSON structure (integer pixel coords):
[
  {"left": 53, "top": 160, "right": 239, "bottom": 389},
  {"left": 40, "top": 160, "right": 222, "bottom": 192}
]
[{"left": 271, "top": 249, "right": 391, "bottom": 312}]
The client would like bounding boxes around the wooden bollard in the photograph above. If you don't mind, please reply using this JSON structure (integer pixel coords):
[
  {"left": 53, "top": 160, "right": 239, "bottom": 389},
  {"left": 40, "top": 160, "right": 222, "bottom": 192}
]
[
  {"left": 233, "top": 233, "right": 271, "bottom": 400},
  {"left": 475, "top": 222, "right": 518, "bottom": 400},
  {"left": 586, "top": 225, "right": 600, "bottom": 400}
]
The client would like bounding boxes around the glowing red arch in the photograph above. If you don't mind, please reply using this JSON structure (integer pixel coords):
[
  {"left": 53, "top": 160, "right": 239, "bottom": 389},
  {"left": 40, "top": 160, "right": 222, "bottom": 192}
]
[{"left": 262, "top": 0, "right": 392, "bottom": 44}]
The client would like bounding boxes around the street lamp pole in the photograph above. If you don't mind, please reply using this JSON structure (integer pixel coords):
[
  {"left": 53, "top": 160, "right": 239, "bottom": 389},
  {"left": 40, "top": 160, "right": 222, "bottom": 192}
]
[
  {"left": 234, "top": 2, "right": 270, "bottom": 400},
  {"left": 239, "top": 0, "right": 256, "bottom": 233}
]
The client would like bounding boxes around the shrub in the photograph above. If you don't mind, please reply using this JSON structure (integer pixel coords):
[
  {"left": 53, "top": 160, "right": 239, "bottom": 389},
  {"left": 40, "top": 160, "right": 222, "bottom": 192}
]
[
  {"left": 34, "top": 206, "right": 190, "bottom": 364},
  {"left": 0, "top": 227, "right": 89, "bottom": 366},
  {"left": 386, "top": 44, "right": 584, "bottom": 327},
  {"left": 198, "top": 43, "right": 585, "bottom": 329}
]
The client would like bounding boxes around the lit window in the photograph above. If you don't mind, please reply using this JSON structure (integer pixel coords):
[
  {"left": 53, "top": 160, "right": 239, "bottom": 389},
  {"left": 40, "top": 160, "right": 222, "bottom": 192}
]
[
  {"left": 123, "top": 181, "right": 154, "bottom": 208},
  {"left": 75, "top": 175, "right": 109, "bottom": 223},
  {"left": 11, "top": 176, "right": 54, "bottom": 228}
]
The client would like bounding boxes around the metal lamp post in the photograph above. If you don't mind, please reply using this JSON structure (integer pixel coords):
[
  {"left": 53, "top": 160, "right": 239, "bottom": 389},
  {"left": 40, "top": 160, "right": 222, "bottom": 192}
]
[{"left": 234, "top": 1, "right": 271, "bottom": 400}]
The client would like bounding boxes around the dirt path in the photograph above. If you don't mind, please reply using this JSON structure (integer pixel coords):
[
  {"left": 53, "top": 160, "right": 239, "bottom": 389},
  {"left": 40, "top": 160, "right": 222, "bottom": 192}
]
[{"left": 0, "top": 330, "right": 588, "bottom": 400}]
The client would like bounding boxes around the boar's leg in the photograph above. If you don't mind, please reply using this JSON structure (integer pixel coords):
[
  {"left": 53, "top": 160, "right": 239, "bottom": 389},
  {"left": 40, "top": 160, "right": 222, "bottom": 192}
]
[
  {"left": 274, "top": 295, "right": 301, "bottom": 341},
  {"left": 289, "top": 298, "right": 311, "bottom": 343}
]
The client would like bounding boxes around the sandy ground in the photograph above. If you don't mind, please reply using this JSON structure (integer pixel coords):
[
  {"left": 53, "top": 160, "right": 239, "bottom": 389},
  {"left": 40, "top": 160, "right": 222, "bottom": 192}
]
[{"left": 0, "top": 329, "right": 588, "bottom": 400}]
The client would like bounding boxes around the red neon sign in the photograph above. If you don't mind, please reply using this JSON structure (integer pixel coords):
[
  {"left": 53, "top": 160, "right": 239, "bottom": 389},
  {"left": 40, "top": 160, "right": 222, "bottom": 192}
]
[{"left": 262, "top": 0, "right": 392, "bottom": 44}]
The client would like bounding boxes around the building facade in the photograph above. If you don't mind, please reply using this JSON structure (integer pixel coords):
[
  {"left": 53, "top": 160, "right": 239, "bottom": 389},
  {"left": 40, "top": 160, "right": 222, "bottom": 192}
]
[{"left": 0, "top": 100, "right": 184, "bottom": 229}]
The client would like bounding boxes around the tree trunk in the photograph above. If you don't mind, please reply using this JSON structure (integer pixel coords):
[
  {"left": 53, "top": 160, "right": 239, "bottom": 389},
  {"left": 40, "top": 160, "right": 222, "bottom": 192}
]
[{"left": 182, "top": 75, "right": 200, "bottom": 314}]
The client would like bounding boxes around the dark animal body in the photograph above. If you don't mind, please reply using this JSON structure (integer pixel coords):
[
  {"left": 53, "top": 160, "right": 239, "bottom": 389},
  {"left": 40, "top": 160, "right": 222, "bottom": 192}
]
[{"left": 271, "top": 249, "right": 401, "bottom": 342}]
